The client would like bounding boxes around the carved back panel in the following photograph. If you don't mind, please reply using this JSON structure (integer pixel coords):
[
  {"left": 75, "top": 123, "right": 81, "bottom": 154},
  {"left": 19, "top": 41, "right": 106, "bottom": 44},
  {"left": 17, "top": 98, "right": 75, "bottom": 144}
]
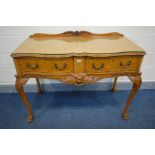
[{"left": 30, "top": 31, "right": 124, "bottom": 38}]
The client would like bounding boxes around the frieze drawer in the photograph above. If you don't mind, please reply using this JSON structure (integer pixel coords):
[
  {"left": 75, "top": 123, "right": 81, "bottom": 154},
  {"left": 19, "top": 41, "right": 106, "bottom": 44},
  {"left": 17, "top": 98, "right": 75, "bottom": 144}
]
[
  {"left": 85, "top": 56, "right": 142, "bottom": 73},
  {"left": 15, "top": 58, "right": 74, "bottom": 75}
]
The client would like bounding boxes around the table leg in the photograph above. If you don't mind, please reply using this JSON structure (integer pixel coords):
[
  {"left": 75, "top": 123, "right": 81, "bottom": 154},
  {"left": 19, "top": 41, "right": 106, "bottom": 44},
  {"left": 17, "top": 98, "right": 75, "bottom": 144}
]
[
  {"left": 112, "top": 77, "right": 118, "bottom": 93},
  {"left": 122, "top": 75, "right": 142, "bottom": 120},
  {"left": 36, "top": 78, "right": 42, "bottom": 95},
  {"left": 15, "top": 77, "right": 33, "bottom": 123}
]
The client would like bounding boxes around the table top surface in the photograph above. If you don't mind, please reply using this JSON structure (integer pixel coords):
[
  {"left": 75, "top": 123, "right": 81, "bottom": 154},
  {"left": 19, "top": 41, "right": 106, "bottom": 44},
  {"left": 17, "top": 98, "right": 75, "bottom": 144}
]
[{"left": 12, "top": 32, "right": 145, "bottom": 57}]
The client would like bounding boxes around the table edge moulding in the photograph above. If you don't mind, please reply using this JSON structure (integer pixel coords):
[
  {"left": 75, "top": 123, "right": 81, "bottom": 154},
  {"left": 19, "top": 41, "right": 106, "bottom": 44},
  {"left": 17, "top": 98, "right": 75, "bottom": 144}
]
[{"left": 11, "top": 31, "right": 146, "bottom": 123}]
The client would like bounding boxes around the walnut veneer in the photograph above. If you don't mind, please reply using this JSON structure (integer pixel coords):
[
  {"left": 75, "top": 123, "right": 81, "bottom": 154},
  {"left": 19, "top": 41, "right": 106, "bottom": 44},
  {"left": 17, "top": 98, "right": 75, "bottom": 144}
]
[{"left": 11, "top": 31, "right": 145, "bottom": 123}]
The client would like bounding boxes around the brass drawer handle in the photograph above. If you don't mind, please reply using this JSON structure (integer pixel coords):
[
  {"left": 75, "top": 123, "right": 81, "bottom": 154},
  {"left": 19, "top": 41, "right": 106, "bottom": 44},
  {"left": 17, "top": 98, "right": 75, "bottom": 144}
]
[
  {"left": 92, "top": 63, "right": 104, "bottom": 70},
  {"left": 26, "top": 63, "right": 39, "bottom": 70},
  {"left": 54, "top": 63, "right": 67, "bottom": 70},
  {"left": 120, "top": 60, "right": 132, "bottom": 68}
]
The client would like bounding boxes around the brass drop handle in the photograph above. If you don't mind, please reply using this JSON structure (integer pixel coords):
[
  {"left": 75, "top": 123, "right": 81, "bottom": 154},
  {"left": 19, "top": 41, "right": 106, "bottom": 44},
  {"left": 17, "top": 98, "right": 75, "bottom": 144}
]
[
  {"left": 92, "top": 63, "right": 104, "bottom": 70},
  {"left": 120, "top": 60, "right": 132, "bottom": 68},
  {"left": 54, "top": 63, "right": 67, "bottom": 70},
  {"left": 27, "top": 63, "right": 39, "bottom": 70}
]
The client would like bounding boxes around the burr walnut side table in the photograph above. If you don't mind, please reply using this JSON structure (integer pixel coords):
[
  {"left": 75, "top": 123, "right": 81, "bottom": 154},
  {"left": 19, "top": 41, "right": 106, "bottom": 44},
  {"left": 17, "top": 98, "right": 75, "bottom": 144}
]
[{"left": 11, "top": 31, "right": 145, "bottom": 123}]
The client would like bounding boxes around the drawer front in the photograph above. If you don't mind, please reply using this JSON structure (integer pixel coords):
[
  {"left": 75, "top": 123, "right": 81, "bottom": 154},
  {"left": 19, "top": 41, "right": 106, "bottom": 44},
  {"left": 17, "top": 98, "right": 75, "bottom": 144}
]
[
  {"left": 85, "top": 56, "right": 141, "bottom": 73},
  {"left": 16, "top": 58, "right": 73, "bottom": 75},
  {"left": 17, "top": 59, "right": 48, "bottom": 74},
  {"left": 114, "top": 57, "right": 140, "bottom": 71},
  {"left": 85, "top": 57, "right": 113, "bottom": 73},
  {"left": 46, "top": 58, "right": 73, "bottom": 74}
]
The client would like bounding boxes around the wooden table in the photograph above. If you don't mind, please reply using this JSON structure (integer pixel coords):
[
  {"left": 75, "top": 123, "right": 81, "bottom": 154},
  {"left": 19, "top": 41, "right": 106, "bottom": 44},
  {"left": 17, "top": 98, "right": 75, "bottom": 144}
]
[{"left": 11, "top": 31, "right": 145, "bottom": 123}]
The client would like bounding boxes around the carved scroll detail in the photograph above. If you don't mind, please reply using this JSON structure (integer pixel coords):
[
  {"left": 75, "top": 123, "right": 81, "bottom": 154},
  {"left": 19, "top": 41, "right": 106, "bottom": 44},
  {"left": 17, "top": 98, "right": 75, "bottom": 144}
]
[{"left": 59, "top": 73, "right": 101, "bottom": 85}]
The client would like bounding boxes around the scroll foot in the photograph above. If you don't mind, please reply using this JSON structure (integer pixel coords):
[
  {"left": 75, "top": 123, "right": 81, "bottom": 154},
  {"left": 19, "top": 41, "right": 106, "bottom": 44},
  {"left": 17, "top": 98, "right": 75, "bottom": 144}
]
[
  {"left": 27, "top": 115, "right": 33, "bottom": 123},
  {"left": 122, "top": 112, "right": 128, "bottom": 120}
]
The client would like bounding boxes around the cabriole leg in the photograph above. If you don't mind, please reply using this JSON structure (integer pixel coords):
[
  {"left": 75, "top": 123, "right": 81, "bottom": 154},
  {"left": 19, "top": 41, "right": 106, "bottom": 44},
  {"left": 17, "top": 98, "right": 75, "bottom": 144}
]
[
  {"left": 112, "top": 77, "right": 118, "bottom": 93},
  {"left": 15, "top": 77, "right": 33, "bottom": 123},
  {"left": 122, "top": 75, "right": 142, "bottom": 120},
  {"left": 36, "top": 78, "right": 42, "bottom": 95}
]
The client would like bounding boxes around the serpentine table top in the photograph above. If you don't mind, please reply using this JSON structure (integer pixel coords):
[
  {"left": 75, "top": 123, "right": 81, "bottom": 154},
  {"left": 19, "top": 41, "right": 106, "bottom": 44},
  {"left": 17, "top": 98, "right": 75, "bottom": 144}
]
[{"left": 12, "top": 31, "right": 144, "bottom": 57}]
